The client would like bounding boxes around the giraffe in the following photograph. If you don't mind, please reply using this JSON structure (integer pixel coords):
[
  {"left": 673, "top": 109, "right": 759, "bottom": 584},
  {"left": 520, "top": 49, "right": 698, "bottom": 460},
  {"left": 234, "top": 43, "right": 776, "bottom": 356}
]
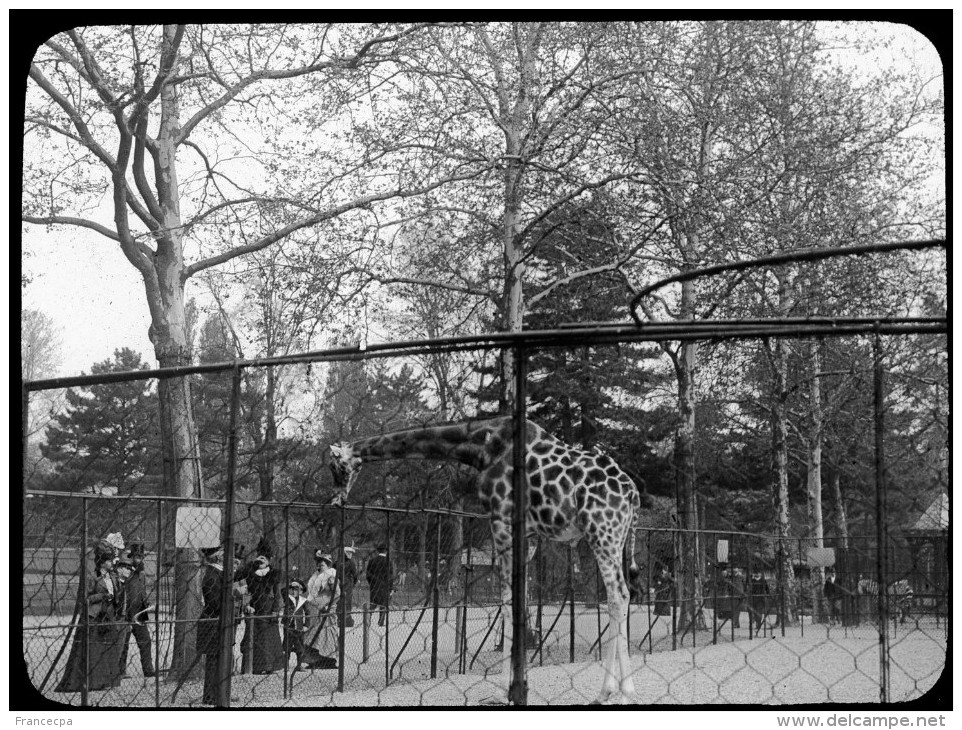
[{"left": 328, "top": 416, "right": 647, "bottom": 704}]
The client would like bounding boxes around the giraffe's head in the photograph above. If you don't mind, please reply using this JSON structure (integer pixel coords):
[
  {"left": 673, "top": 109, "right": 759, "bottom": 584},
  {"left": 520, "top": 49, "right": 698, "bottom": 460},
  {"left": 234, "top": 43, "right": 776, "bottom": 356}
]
[{"left": 328, "top": 442, "right": 362, "bottom": 505}]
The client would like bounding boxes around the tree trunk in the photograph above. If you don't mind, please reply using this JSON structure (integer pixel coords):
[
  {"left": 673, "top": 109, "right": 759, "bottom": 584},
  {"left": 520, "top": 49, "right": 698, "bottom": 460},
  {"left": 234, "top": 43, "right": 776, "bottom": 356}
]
[
  {"left": 674, "top": 277, "right": 705, "bottom": 633},
  {"left": 148, "top": 26, "right": 204, "bottom": 680},
  {"left": 770, "top": 273, "right": 798, "bottom": 625},
  {"left": 832, "top": 469, "right": 849, "bottom": 549},
  {"left": 807, "top": 341, "right": 825, "bottom": 622}
]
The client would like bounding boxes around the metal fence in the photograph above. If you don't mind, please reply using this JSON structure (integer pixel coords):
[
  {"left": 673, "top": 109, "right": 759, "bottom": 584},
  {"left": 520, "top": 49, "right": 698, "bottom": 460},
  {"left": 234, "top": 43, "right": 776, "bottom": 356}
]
[{"left": 20, "top": 240, "right": 948, "bottom": 707}]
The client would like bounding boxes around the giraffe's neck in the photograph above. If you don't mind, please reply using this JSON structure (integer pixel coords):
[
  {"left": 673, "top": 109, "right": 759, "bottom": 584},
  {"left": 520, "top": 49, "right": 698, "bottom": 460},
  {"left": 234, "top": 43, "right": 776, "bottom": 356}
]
[{"left": 349, "top": 418, "right": 512, "bottom": 471}]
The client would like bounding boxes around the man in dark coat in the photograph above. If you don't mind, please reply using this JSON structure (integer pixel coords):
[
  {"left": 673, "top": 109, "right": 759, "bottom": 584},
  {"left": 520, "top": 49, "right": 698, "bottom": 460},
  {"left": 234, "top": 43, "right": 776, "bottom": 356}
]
[
  {"left": 118, "top": 543, "right": 155, "bottom": 677},
  {"left": 196, "top": 546, "right": 233, "bottom": 706},
  {"left": 748, "top": 568, "right": 771, "bottom": 634},
  {"left": 337, "top": 545, "right": 360, "bottom": 627},
  {"left": 366, "top": 545, "right": 392, "bottom": 627}
]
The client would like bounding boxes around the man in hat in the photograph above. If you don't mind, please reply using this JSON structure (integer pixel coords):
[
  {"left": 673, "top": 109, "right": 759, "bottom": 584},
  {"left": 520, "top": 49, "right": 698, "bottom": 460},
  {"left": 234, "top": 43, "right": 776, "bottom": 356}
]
[
  {"left": 117, "top": 542, "right": 155, "bottom": 678},
  {"left": 337, "top": 544, "right": 359, "bottom": 627},
  {"left": 197, "top": 545, "right": 233, "bottom": 705},
  {"left": 366, "top": 544, "right": 392, "bottom": 627}
]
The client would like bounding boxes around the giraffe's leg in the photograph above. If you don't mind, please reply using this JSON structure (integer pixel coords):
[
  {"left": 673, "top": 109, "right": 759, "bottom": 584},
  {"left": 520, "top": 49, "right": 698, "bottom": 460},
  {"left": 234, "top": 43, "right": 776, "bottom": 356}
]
[{"left": 589, "top": 544, "right": 637, "bottom": 704}]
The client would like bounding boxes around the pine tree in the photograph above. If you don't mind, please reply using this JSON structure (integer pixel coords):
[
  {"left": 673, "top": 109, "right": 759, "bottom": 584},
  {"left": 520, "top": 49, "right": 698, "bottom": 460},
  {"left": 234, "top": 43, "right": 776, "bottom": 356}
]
[{"left": 41, "top": 348, "right": 162, "bottom": 494}]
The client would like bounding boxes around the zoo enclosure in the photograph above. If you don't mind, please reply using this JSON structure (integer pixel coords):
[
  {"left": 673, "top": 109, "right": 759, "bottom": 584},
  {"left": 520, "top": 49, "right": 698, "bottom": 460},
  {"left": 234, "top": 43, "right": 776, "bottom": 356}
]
[{"left": 22, "top": 239, "right": 947, "bottom": 706}]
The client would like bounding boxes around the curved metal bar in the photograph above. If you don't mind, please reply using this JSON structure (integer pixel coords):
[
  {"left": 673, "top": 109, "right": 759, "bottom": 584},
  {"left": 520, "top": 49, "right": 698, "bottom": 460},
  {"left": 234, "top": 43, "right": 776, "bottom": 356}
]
[{"left": 629, "top": 238, "right": 946, "bottom": 326}]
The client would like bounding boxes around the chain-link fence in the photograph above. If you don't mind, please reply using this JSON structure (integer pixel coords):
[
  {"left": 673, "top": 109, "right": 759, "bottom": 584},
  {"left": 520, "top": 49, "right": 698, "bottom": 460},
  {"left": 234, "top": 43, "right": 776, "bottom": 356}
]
[
  {"left": 22, "top": 491, "right": 948, "bottom": 707},
  {"left": 20, "top": 242, "right": 948, "bottom": 707}
]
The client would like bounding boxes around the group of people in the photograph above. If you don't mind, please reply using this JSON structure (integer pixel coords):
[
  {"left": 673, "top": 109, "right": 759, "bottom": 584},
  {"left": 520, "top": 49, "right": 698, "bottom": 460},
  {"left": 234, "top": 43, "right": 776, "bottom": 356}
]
[
  {"left": 55, "top": 533, "right": 155, "bottom": 694},
  {"left": 652, "top": 564, "right": 776, "bottom": 631},
  {"left": 53, "top": 532, "right": 397, "bottom": 704},
  {"left": 196, "top": 540, "right": 394, "bottom": 705}
]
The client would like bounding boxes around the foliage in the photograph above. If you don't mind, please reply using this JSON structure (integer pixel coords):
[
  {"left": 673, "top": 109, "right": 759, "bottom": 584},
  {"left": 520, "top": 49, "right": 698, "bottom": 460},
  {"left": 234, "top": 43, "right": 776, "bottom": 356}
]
[{"left": 40, "top": 348, "right": 162, "bottom": 494}]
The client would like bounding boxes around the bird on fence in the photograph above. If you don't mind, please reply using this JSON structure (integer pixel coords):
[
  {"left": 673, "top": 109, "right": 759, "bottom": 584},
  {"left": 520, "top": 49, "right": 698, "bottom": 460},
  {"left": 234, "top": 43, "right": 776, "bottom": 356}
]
[{"left": 328, "top": 416, "right": 653, "bottom": 705}]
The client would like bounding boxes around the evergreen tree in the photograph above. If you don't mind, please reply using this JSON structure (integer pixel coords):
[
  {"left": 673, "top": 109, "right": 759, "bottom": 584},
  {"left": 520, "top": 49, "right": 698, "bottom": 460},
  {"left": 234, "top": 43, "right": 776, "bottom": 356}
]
[{"left": 41, "top": 348, "right": 162, "bottom": 494}]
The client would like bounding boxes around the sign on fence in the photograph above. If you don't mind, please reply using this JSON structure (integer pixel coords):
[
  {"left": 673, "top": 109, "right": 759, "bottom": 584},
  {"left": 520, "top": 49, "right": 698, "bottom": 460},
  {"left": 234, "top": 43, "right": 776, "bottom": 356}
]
[
  {"left": 717, "top": 539, "right": 730, "bottom": 564},
  {"left": 807, "top": 547, "right": 836, "bottom": 567},
  {"left": 175, "top": 506, "right": 222, "bottom": 549}
]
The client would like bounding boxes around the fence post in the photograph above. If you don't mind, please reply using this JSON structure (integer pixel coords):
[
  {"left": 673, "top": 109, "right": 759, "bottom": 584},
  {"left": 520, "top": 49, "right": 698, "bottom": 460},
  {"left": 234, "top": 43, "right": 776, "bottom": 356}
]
[
  {"left": 459, "top": 528, "right": 473, "bottom": 674},
  {"left": 362, "top": 602, "right": 370, "bottom": 664},
  {"left": 430, "top": 513, "right": 441, "bottom": 679},
  {"left": 595, "top": 559, "right": 603, "bottom": 660},
  {"left": 568, "top": 544, "right": 575, "bottom": 664},
  {"left": 385, "top": 510, "right": 391, "bottom": 686},
  {"left": 646, "top": 530, "right": 653, "bottom": 653},
  {"left": 873, "top": 327, "right": 890, "bottom": 703},
  {"left": 337, "top": 504, "right": 346, "bottom": 693},
  {"left": 215, "top": 363, "right": 242, "bottom": 708},
  {"left": 155, "top": 497, "right": 163, "bottom": 707},
  {"left": 536, "top": 537, "right": 544, "bottom": 666},
  {"left": 282, "top": 504, "right": 290, "bottom": 701},
  {"left": 508, "top": 344, "right": 528, "bottom": 706},
  {"left": 712, "top": 541, "right": 718, "bottom": 646},
  {"left": 80, "top": 496, "right": 89, "bottom": 707}
]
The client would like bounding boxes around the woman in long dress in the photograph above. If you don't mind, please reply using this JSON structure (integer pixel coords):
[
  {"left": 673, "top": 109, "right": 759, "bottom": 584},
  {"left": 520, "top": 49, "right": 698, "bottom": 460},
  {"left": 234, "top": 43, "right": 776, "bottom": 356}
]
[
  {"left": 305, "top": 552, "right": 340, "bottom": 667},
  {"left": 242, "top": 555, "right": 285, "bottom": 674},
  {"left": 55, "top": 544, "right": 126, "bottom": 693}
]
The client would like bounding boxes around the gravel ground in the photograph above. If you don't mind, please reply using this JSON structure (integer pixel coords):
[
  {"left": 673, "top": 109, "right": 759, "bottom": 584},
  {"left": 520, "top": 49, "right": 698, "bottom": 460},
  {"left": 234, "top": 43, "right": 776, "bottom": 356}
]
[{"left": 38, "top": 620, "right": 944, "bottom": 708}]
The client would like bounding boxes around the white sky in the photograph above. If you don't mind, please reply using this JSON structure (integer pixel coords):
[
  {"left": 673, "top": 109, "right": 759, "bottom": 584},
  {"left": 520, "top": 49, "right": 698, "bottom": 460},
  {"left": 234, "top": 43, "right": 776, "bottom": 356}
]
[{"left": 19, "top": 21, "right": 946, "bottom": 379}]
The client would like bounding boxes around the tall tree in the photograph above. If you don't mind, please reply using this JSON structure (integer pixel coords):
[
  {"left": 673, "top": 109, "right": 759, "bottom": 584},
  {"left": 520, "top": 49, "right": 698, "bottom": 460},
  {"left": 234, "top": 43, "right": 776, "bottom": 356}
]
[
  {"left": 40, "top": 348, "right": 163, "bottom": 494},
  {"left": 21, "top": 23, "right": 458, "bottom": 675}
]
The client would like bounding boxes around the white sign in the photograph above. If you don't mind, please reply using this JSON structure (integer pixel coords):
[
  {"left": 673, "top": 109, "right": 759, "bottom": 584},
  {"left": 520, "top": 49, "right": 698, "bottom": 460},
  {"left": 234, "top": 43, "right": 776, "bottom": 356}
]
[
  {"left": 175, "top": 506, "right": 222, "bottom": 549},
  {"left": 807, "top": 547, "right": 836, "bottom": 568},
  {"left": 717, "top": 539, "right": 729, "bottom": 564}
]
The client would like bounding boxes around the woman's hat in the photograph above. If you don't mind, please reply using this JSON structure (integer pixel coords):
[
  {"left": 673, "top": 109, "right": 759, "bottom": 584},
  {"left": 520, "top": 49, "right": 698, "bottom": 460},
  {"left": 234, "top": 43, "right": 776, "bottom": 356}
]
[
  {"left": 314, "top": 551, "right": 333, "bottom": 565},
  {"left": 343, "top": 545, "right": 357, "bottom": 555},
  {"left": 254, "top": 555, "right": 269, "bottom": 566},
  {"left": 289, "top": 578, "right": 307, "bottom": 591}
]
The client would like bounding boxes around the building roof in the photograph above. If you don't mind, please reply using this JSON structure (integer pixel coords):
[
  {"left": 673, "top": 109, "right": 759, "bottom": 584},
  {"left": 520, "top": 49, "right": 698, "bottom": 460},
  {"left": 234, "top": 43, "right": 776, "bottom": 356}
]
[{"left": 911, "top": 492, "right": 949, "bottom": 532}]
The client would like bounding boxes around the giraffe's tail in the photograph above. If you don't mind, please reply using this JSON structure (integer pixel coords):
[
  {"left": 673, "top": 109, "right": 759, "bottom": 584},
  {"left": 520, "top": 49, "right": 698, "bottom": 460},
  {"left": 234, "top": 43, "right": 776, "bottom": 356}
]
[{"left": 621, "top": 465, "right": 651, "bottom": 602}]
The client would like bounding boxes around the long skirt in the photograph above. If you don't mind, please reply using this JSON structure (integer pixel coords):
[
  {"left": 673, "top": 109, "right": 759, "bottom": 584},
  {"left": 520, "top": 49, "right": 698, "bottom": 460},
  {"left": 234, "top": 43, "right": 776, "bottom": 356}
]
[
  {"left": 242, "top": 615, "right": 285, "bottom": 673},
  {"left": 55, "top": 621, "right": 125, "bottom": 692},
  {"left": 305, "top": 609, "right": 339, "bottom": 658}
]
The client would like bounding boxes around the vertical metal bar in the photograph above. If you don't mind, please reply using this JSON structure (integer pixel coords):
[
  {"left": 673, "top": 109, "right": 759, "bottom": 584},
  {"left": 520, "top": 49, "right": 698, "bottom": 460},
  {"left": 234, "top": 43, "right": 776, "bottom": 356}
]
[
  {"left": 155, "top": 498, "right": 162, "bottom": 707},
  {"left": 282, "top": 504, "right": 290, "bottom": 700},
  {"left": 568, "top": 544, "right": 575, "bottom": 664},
  {"left": 508, "top": 346, "right": 529, "bottom": 706},
  {"left": 536, "top": 537, "right": 544, "bottom": 667},
  {"left": 459, "top": 524, "right": 472, "bottom": 674},
  {"left": 671, "top": 528, "right": 678, "bottom": 651},
  {"left": 385, "top": 511, "right": 391, "bottom": 686},
  {"left": 80, "top": 496, "right": 89, "bottom": 707},
  {"left": 216, "top": 363, "right": 242, "bottom": 707},
  {"left": 712, "top": 537, "right": 718, "bottom": 646},
  {"left": 646, "top": 530, "right": 653, "bottom": 653},
  {"left": 874, "top": 328, "right": 890, "bottom": 703},
  {"left": 798, "top": 539, "right": 805, "bottom": 637},
  {"left": 430, "top": 513, "right": 441, "bottom": 679},
  {"left": 730, "top": 535, "right": 736, "bottom": 643},
  {"left": 595, "top": 560, "right": 603, "bottom": 660},
  {"left": 337, "top": 504, "right": 346, "bottom": 692},
  {"left": 778, "top": 541, "right": 786, "bottom": 638},
  {"left": 747, "top": 548, "right": 754, "bottom": 641}
]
